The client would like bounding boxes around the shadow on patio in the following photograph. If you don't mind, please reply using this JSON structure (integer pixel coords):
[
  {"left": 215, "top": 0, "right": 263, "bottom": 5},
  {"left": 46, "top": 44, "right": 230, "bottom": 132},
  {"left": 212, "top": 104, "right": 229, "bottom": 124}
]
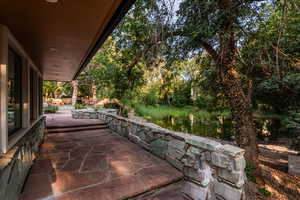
[{"left": 19, "top": 111, "right": 184, "bottom": 200}]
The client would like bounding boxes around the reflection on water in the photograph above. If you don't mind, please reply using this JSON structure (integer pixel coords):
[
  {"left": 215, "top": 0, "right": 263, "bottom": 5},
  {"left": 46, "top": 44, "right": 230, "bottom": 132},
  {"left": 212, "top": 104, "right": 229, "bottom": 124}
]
[{"left": 148, "top": 114, "right": 234, "bottom": 140}]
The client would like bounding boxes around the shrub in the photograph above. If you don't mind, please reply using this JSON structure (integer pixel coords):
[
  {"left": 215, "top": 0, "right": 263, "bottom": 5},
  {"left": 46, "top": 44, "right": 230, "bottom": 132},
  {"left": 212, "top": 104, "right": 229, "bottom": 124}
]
[
  {"left": 103, "top": 102, "right": 121, "bottom": 109},
  {"left": 43, "top": 106, "right": 58, "bottom": 113},
  {"left": 74, "top": 104, "right": 87, "bottom": 109},
  {"left": 254, "top": 73, "right": 300, "bottom": 112},
  {"left": 143, "top": 92, "right": 159, "bottom": 106},
  {"left": 171, "top": 85, "right": 192, "bottom": 108},
  {"left": 194, "top": 94, "right": 213, "bottom": 108},
  {"left": 92, "top": 106, "right": 103, "bottom": 111},
  {"left": 280, "top": 112, "right": 300, "bottom": 136},
  {"left": 259, "top": 187, "right": 272, "bottom": 197}
]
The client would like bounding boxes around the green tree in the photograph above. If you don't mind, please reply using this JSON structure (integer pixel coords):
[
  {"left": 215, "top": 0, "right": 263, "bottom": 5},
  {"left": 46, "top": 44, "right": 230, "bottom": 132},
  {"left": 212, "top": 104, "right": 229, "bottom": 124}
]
[{"left": 175, "top": 0, "right": 268, "bottom": 184}]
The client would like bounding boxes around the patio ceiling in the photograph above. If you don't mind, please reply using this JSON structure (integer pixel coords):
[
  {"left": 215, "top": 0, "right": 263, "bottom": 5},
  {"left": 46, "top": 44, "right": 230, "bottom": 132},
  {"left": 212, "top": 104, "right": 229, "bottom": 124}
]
[{"left": 0, "top": 0, "right": 134, "bottom": 81}]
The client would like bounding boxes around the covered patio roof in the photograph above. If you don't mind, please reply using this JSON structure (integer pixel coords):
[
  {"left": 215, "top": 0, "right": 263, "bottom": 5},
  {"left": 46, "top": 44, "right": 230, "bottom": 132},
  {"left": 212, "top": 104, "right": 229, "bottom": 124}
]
[{"left": 0, "top": 0, "right": 135, "bottom": 81}]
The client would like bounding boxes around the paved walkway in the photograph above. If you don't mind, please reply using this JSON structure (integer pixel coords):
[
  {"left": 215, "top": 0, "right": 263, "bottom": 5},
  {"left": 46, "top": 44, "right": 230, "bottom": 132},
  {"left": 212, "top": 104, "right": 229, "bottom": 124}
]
[{"left": 20, "top": 113, "right": 183, "bottom": 200}]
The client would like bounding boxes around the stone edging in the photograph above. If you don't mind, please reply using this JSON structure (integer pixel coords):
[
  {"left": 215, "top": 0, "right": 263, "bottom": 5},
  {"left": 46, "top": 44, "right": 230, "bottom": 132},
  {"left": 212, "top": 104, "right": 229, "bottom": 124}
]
[{"left": 72, "top": 110, "right": 247, "bottom": 200}]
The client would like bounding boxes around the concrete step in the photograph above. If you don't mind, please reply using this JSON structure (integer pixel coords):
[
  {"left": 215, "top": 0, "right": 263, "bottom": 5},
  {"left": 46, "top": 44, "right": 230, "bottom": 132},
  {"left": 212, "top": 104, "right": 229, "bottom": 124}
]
[
  {"left": 47, "top": 124, "right": 108, "bottom": 133},
  {"left": 46, "top": 122, "right": 107, "bottom": 129}
]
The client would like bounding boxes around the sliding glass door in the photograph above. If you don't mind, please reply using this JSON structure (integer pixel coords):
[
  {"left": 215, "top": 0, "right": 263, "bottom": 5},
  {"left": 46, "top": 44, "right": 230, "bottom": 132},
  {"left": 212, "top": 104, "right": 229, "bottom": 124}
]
[{"left": 8, "top": 48, "right": 22, "bottom": 136}]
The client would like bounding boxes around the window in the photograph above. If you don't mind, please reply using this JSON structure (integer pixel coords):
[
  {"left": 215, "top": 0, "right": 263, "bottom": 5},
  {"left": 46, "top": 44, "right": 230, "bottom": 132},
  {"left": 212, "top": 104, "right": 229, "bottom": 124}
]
[
  {"left": 30, "top": 68, "right": 37, "bottom": 121},
  {"left": 38, "top": 77, "right": 43, "bottom": 116},
  {"left": 8, "top": 48, "right": 22, "bottom": 136}
]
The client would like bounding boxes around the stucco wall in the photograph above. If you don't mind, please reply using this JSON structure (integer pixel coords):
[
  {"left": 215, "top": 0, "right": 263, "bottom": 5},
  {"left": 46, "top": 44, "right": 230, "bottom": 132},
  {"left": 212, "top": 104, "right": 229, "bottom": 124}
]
[{"left": 72, "top": 110, "right": 247, "bottom": 200}]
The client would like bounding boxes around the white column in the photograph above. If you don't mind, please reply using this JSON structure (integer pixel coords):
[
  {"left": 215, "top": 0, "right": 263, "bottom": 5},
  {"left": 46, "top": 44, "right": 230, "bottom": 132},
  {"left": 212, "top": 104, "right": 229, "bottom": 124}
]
[{"left": 0, "top": 25, "right": 8, "bottom": 153}]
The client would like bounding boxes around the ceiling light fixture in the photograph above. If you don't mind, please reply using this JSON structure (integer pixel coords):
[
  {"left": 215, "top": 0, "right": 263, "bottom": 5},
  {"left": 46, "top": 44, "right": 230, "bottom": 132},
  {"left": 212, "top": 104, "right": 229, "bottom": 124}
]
[
  {"left": 45, "top": 0, "right": 58, "bottom": 3},
  {"left": 49, "top": 47, "right": 57, "bottom": 52}
]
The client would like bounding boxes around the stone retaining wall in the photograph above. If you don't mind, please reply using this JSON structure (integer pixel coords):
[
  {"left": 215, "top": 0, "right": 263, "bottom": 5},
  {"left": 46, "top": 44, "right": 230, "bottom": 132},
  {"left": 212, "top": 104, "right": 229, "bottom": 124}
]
[
  {"left": 73, "top": 109, "right": 118, "bottom": 118},
  {"left": 72, "top": 110, "right": 246, "bottom": 200},
  {"left": 288, "top": 154, "right": 300, "bottom": 177},
  {"left": 0, "top": 117, "right": 46, "bottom": 200}
]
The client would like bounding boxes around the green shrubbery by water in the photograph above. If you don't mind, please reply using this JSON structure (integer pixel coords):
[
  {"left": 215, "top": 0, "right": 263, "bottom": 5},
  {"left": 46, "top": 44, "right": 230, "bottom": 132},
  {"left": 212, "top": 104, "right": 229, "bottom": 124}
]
[
  {"left": 134, "top": 104, "right": 230, "bottom": 120},
  {"left": 74, "top": 104, "right": 87, "bottom": 110},
  {"left": 134, "top": 104, "right": 233, "bottom": 139}
]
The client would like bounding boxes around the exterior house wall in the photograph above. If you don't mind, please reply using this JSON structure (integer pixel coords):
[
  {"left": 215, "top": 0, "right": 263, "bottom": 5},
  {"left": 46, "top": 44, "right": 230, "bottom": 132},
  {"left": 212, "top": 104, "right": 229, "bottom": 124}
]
[
  {"left": 0, "top": 25, "right": 9, "bottom": 154},
  {"left": 0, "top": 25, "right": 43, "bottom": 154},
  {"left": 72, "top": 110, "right": 247, "bottom": 200},
  {"left": 0, "top": 25, "right": 45, "bottom": 200}
]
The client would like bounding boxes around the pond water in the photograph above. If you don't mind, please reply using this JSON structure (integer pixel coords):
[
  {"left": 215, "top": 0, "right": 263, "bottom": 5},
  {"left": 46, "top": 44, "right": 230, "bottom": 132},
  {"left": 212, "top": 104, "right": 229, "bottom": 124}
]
[{"left": 147, "top": 114, "right": 235, "bottom": 140}]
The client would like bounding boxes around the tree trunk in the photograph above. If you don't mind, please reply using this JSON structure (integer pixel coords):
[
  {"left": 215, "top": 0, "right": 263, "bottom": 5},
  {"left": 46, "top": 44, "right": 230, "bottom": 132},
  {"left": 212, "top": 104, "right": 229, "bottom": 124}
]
[
  {"left": 195, "top": 0, "right": 263, "bottom": 188},
  {"left": 220, "top": 65, "right": 260, "bottom": 173},
  {"left": 91, "top": 83, "right": 97, "bottom": 104},
  {"left": 92, "top": 84, "right": 97, "bottom": 99},
  {"left": 218, "top": 29, "right": 263, "bottom": 185},
  {"left": 72, "top": 80, "right": 78, "bottom": 106},
  {"left": 191, "top": 82, "right": 196, "bottom": 102}
]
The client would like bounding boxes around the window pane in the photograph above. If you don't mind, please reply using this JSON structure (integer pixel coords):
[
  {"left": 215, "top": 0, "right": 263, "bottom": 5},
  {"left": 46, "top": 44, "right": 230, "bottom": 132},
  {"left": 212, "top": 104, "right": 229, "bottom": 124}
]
[
  {"left": 8, "top": 48, "right": 22, "bottom": 135},
  {"left": 30, "top": 68, "right": 36, "bottom": 120},
  {"left": 39, "top": 77, "right": 43, "bottom": 116}
]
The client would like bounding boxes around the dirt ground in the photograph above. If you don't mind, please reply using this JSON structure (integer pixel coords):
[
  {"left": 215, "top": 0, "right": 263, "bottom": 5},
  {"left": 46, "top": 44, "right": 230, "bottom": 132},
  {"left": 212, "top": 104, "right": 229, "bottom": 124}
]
[{"left": 257, "top": 142, "right": 300, "bottom": 200}]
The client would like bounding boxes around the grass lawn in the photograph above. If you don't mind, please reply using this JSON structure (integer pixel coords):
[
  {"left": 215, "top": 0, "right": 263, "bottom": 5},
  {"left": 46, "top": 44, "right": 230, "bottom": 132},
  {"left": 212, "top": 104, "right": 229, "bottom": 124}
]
[{"left": 134, "top": 104, "right": 230, "bottom": 120}]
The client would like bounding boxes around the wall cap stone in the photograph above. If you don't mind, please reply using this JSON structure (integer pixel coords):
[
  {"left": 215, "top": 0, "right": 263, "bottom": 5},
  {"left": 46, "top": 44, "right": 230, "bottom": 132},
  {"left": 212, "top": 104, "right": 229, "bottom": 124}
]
[
  {"left": 219, "top": 144, "right": 245, "bottom": 157},
  {"left": 0, "top": 117, "right": 46, "bottom": 170},
  {"left": 186, "top": 135, "right": 222, "bottom": 151}
]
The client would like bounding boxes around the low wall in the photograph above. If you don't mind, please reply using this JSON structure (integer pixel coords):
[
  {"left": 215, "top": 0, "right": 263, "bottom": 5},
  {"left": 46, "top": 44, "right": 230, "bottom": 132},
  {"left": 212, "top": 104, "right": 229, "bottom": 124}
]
[
  {"left": 72, "top": 110, "right": 246, "bottom": 200},
  {"left": 0, "top": 117, "right": 46, "bottom": 200},
  {"left": 73, "top": 109, "right": 118, "bottom": 118},
  {"left": 289, "top": 154, "right": 300, "bottom": 177}
]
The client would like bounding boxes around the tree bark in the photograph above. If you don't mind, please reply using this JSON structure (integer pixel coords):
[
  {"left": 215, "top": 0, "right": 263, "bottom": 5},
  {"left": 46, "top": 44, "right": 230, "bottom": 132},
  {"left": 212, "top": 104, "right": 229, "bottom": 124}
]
[
  {"left": 217, "top": 28, "right": 263, "bottom": 185},
  {"left": 91, "top": 83, "right": 97, "bottom": 104},
  {"left": 198, "top": 15, "right": 263, "bottom": 186},
  {"left": 219, "top": 63, "right": 261, "bottom": 181},
  {"left": 91, "top": 84, "right": 97, "bottom": 99},
  {"left": 72, "top": 80, "right": 78, "bottom": 106}
]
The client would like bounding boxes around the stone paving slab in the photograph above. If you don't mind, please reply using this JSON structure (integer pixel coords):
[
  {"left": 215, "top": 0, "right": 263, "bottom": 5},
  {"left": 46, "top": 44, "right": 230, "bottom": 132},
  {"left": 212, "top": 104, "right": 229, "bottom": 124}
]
[
  {"left": 133, "top": 181, "right": 185, "bottom": 200},
  {"left": 144, "top": 188, "right": 185, "bottom": 200},
  {"left": 46, "top": 113, "right": 105, "bottom": 128},
  {"left": 19, "top": 116, "right": 183, "bottom": 200}
]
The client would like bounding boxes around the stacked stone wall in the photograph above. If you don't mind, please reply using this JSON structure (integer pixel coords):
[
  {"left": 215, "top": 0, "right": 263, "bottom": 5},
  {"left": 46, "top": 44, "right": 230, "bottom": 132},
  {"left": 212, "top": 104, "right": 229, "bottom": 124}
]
[
  {"left": 0, "top": 117, "right": 45, "bottom": 200},
  {"left": 72, "top": 110, "right": 246, "bottom": 200}
]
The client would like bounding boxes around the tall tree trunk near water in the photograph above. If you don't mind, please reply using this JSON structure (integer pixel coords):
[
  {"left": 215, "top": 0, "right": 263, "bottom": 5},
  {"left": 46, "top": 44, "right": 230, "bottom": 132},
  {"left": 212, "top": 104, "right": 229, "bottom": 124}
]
[
  {"left": 72, "top": 80, "right": 78, "bottom": 106},
  {"left": 218, "top": 28, "right": 263, "bottom": 185},
  {"left": 198, "top": 18, "right": 263, "bottom": 186},
  {"left": 219, "top": 55, "right": 261, "bottom": 183}
]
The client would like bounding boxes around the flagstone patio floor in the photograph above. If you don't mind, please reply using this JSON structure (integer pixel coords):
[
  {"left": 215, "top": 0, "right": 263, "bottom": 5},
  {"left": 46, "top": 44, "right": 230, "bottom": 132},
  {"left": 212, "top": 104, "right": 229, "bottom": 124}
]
[{"left": 19, "top": 113, "right": 184, "bottom": 200}]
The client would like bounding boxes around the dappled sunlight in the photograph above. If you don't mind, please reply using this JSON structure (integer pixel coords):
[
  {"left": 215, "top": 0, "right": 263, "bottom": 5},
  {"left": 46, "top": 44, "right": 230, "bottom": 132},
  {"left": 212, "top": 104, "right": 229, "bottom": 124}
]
[
  {"left": 271, "top": 173, "right": 282, "bottom": 183},
  {"left": 109, "top": 160, "right": 131, "bottom": 176},
  {"left": 261, "top": 164, "right": 300, "bottom": 198},
  {"left": 51, "top": 172, "right": 76, "bottom": 195},
  {"left": 41, "top": 142, "right": 56, "bottom": 150}
]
